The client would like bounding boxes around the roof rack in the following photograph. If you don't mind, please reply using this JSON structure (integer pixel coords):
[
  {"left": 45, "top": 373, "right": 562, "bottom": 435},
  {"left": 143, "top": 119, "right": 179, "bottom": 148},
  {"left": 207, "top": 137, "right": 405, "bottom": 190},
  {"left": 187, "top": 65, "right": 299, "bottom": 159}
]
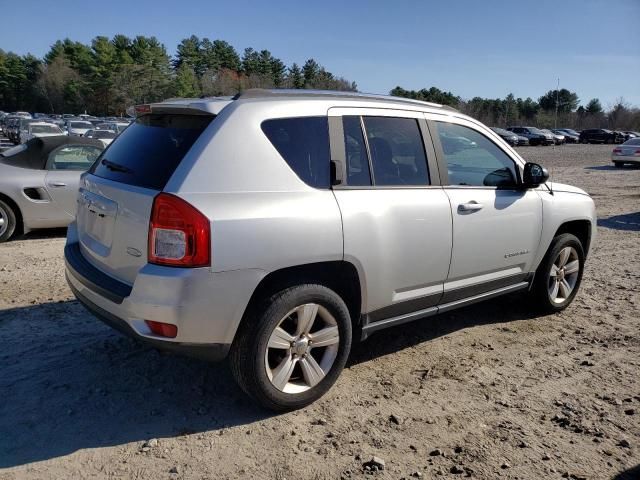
[{"left": 233, "top": 89, "right": 457, "bottom": 111}]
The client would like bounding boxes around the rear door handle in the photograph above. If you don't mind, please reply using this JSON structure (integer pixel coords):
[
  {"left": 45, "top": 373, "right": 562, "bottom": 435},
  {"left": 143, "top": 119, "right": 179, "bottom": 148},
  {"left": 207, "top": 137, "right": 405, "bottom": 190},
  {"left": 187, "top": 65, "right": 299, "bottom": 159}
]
[
  {"left": 458, "top": 201, "right": 483, "bottom": 213},
  {"left": 48, "top": 182, "right": 67, "bottom": 188}
]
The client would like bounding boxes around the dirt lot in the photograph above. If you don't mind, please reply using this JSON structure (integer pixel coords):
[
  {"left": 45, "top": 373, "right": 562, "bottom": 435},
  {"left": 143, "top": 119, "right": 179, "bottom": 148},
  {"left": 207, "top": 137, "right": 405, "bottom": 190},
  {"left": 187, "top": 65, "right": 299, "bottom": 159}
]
[{"left": 0, "top": 144, "right": 638, "bottom": 480}]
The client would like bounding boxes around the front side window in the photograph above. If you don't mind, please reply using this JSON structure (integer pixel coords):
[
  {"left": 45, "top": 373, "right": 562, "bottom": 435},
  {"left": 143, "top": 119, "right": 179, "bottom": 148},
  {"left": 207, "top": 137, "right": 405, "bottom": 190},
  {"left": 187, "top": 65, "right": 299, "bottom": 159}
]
[
  {"left": 47, "top": 145, "right": 103, "bottom": 171},
  {"left": 262, "top": 117, "right": 330, "bottom": 189},
  {"left": 362, "top": 116, "right": 429, "bottom": 186},
  {"left": 435, "top": 122, "right": 518, "bottom": 188}
]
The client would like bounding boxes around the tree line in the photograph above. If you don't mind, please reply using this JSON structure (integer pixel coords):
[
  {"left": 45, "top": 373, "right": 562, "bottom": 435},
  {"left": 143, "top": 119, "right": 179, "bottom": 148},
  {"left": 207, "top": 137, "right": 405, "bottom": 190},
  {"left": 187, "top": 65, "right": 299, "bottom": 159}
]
[
  {"left": 1, "top": 35, "right": 638, "bottom": 131},
  {"left": 0, "top": 35, "right": 357, "bottom": 116},
  {"left": 390, "top": 86, "right": 640, "bottom": 131}
]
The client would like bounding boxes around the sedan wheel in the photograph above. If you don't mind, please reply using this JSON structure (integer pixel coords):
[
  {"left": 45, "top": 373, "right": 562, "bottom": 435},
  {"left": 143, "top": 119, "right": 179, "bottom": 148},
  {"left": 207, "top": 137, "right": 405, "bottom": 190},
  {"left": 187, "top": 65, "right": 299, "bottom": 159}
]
[{"left": 0, "top": 199, "right": 17, "bottom": 242}]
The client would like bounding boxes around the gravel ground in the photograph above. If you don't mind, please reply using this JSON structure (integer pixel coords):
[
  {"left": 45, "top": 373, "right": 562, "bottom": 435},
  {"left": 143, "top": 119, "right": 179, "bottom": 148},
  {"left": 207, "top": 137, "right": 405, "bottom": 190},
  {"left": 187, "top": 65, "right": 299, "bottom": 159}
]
[{"left": 0, "top": 144, "right": 638, "bottom": 480}]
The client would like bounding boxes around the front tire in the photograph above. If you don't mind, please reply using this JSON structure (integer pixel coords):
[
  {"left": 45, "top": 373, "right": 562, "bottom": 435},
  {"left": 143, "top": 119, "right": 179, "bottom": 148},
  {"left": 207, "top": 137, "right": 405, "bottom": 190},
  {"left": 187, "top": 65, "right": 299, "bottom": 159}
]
[
  {"left": 0, "top": 198, "right": 17, "bottom": 243},
  {"left": 530, "top": 233, "right": 585, "bottom": 313},
  {"left": 230, "top": 284, "right": 352, "bottom": 411}
]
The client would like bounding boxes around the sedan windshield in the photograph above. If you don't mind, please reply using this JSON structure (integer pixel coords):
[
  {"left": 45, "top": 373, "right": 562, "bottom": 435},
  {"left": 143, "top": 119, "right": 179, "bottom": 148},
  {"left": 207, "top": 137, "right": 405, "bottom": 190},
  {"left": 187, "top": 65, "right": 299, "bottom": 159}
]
[
  {"left": 31, "top": 125, "right": 61, "bottom": 134},
  {"left": 71, "top": 122, "right": 93, "bottom": 129},
  {"left": 622, "top": 138, "right": 640, "bottom": 146}
]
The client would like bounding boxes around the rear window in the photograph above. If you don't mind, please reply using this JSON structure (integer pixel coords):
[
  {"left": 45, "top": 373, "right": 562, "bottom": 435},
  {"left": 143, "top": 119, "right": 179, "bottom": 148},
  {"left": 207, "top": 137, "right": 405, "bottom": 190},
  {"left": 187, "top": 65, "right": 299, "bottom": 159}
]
[
  {"left": 90, "top": 114, "right": 213, "bottom": 190},
  {"left": 261, "top": 117, "right": 330, "bottom": 189}
]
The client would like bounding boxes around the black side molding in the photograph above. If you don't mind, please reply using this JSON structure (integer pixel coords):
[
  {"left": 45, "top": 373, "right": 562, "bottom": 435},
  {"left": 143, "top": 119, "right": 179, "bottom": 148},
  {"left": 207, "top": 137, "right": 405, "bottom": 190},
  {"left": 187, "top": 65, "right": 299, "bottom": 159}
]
[{"left": 64, "top": 241, "right": 132, "bottom": 304}]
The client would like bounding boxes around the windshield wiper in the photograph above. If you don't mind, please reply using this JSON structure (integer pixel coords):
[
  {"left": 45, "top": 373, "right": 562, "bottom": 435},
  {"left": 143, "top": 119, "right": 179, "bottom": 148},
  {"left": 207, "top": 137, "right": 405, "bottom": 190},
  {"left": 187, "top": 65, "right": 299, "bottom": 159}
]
[{"left": 101, "top": 158, "right": 132, "bottom": 174}]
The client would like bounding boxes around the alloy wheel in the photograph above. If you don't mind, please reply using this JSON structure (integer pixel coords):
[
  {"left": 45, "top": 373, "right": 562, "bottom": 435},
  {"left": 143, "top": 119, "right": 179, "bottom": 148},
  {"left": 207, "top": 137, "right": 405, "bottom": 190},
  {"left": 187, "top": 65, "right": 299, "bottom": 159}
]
[
  {"left": 265, "top": 303, "right": 340, "bottom": 394},
  {"left": 548, "top": 246, "right": 580, "bottom": 304}
]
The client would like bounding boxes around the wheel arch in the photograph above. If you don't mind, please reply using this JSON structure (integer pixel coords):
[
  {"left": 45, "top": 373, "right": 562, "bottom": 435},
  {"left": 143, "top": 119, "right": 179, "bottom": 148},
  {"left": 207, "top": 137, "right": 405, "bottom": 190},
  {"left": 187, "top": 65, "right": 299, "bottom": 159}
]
[
  {"left": 554, "top": 219, "right": 592, "bottom": 257},
  {"left": 238, "top": 260, "right": 363, "bottom": 339}
]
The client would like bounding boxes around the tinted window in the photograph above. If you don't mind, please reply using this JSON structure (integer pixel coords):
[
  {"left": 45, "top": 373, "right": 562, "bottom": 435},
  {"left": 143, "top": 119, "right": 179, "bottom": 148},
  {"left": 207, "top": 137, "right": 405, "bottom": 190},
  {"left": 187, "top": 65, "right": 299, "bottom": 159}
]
[
  {"left": 262, "top": 117, "right": 330, "bottom": 189},
  {"left": 91, "top": 114, "right": 213, "bottom": 190},
  {"left": 362, "top": 116, "right": 429, "bottom": 186},
  {"left": 436, "top": 122, "right": 517, "bottom": 187},
  {"left": 343, "top": 116, "right": 371, "bottom": 186},
  {"left": 48, "top": 145, "right": 103, "bottom": 171}
]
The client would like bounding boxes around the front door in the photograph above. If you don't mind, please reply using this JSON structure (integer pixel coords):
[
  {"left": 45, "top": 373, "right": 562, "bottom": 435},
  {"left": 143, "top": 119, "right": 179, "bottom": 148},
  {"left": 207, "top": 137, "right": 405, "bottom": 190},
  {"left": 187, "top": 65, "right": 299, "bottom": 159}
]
[{"left": 430, "top": 118, "right": 543, "bottom": 303}]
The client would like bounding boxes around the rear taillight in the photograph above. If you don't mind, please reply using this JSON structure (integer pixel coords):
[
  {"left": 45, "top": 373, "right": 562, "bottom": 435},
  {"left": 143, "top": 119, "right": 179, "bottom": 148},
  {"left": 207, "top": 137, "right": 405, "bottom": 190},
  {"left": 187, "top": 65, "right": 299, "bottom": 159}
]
[
  {"left": 613, "top": 148, "right": 622, "bottom": 153},
  {"left": 635, "top": 148, "right": 640, "bottom": 156},
  {"left": 148, "top": 193, "right": 210, "bottom": 267}
]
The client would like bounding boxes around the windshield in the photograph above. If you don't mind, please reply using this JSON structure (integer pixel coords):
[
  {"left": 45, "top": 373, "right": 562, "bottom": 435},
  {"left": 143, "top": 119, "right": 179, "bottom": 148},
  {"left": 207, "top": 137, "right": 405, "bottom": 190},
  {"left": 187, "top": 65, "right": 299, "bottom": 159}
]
[
  {"left": 622, "top": 138, "right": 640, "bottom": 146},
  {"left": 71, "top": 122, "right": 93, "bottom": 129},
  {"left": 93, "top": 130, "right": 116, "bottom": 139},
  {"left": 31, "top": 125, "right": 61, "bottom": 134},
  {"left": 528, "top": 127, "right": 544, "bottom": 134}
]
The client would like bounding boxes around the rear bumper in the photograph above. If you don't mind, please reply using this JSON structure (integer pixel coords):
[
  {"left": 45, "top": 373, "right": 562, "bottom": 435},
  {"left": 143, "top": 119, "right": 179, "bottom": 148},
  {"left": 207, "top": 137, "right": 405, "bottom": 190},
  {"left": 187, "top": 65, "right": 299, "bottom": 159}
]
[
  {"left": 64, "top": 223, "right": 265, "bottom": 360},
  {"left": 68, "top": 275, "right": 231, "bottom": 361}
]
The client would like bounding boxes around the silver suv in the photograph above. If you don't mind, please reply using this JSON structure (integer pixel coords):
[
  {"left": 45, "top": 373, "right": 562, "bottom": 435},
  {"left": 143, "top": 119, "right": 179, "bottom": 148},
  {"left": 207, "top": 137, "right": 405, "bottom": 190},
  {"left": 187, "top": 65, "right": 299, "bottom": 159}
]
[{"left": 65, "top": 90, "right": 596, "bottom": 410}]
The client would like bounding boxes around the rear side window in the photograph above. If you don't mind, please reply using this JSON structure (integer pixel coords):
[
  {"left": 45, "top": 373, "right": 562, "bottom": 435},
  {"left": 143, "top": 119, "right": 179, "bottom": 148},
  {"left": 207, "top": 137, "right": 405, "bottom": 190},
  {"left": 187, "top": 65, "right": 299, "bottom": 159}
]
[
  {"left": 363, "top": 116, "right": 429, "bottom": 186},
  {"left": 262, "top": 117, "right": 330, "bottom": 189},
  {"left": 91, "top": 114, "right": 213, "bottom": 190}
]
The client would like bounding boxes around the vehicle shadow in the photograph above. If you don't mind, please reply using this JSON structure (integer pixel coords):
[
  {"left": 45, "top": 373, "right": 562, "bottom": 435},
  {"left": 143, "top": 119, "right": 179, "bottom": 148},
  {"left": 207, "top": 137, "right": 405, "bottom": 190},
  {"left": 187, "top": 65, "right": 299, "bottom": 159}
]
[
  {"left": 597, "top": 212, "right": 640, "bottom": 232},
  {"left": 1, "top": 292, "right": 538, "bottom": 467},
  {"left": 612, "top": 464, "right": 640, "bottom": 480},
  {"left": 350, "top": 291, "right": 537, "bottom": 365},
  {"left": 0, "top": 300, "right": 266, "bottom": 468},
  {"left": 15, "top": 227, "right": 68, "bottom": 241},
  {"left": 586, "top": 165, "right": 640, "bottom": 171}
]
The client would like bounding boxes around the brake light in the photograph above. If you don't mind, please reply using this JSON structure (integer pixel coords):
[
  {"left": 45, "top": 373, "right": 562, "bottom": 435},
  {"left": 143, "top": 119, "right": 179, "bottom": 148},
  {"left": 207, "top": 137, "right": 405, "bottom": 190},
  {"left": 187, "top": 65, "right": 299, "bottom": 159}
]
[
  {"left": 635, "top": 149, "right": 640, "bottom": 156},
  {"left": 613, "top": 148, "right": 622, "bottom": 153},
  {"left": 148, "top": 193, "right": 210, "bottom": 267},
  {"left": 145, "top": 320, "right": 178, "bottom": 338},
  {"left": 135, "top": 104, "right": 152, "bottom": 115}
]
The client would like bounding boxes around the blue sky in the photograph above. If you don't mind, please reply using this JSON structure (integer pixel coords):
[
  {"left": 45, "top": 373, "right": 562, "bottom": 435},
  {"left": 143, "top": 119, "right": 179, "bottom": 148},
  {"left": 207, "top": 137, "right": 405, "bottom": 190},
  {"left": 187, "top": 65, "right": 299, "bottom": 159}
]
[{"left": 1, "top": 0, "right": 639, "bottom": 106}]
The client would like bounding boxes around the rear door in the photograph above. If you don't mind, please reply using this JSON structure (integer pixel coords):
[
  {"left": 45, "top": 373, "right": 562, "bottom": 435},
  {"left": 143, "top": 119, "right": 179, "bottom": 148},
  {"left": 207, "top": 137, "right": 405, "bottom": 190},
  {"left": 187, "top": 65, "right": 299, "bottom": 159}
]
[
  {"left": 330, "top": 107, "right": 452, "bottom": 323},
  {"left": 76, "top": 112, "right": 214, "bottom": 284},
  {"left": 44, "top": 144, "right": 103, "bottom": 218},
  {"left": 428, "top": 117, "right": 542, "bottom": 302}
]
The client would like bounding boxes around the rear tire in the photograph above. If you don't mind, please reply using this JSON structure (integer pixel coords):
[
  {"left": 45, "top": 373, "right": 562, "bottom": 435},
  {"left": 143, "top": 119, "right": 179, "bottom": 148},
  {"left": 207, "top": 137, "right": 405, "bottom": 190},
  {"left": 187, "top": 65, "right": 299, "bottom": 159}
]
[
  {"left": 0, "top": 198, "right": 17, "bottom": 243},
  {"left": 614, "top": 162, "right": 624, "bottom": 168},
  {"left": 229, "top": 284, "right": 352, "bottom": 411},
  {"left": 529, "top": 233, "right": 585, "bottom": 314}
]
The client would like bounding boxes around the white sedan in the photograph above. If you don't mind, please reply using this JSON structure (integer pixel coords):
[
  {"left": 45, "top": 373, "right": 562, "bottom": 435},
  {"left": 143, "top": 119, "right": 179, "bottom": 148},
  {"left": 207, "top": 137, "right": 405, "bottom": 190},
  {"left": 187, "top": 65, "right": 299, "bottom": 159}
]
[
  {"left": 84, "top": 129, "right": 117, "bottom": 146},
  {"left": 612, "top": 138, "right": 640, "bottom": 167},
  {"left": 20, "top": 122, "right": 64, "bottom": 143}
]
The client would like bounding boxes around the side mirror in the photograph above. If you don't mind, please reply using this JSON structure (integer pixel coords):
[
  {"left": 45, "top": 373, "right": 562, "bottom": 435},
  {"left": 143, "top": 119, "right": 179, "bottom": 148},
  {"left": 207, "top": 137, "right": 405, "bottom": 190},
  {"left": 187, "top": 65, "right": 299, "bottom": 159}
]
[{"left": 523, "top": 162, "right": 549, "bottom": 188}]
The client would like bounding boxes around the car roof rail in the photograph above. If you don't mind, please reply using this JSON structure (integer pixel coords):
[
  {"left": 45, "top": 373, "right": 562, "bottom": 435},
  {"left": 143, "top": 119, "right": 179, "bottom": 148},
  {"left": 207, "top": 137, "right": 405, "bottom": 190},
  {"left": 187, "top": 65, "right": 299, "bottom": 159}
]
[{"left": 233, "top": 88, "right": 458, "bottom": 112}]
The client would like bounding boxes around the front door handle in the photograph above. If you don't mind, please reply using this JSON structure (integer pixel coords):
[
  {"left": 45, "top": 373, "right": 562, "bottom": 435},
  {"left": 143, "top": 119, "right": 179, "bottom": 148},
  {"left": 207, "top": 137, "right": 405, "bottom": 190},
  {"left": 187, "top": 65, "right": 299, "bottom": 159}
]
[
  {"left": 458, "top": 201, "right": 483, "bottom": 213},
  {"left": 48, "top": 182, "right": 67, "bottom": 188}
]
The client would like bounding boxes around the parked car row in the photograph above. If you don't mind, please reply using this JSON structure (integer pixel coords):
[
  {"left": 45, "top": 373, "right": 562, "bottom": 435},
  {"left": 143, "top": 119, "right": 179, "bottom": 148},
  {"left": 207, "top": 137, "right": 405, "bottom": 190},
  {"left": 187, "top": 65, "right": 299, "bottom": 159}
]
[
  {"left": 0, "top": 111, "right": 131, "bottom": 145},
  {"left": 488, "top": 124, "right": 639, "bottom": 147}
]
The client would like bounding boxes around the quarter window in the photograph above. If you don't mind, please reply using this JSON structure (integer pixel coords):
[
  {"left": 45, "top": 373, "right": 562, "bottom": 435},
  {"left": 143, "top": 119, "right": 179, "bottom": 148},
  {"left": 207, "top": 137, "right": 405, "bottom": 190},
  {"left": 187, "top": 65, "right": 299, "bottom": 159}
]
[
  {"left": 362, "top": 117, "right": 429, "bottom": 186},
  {"left": 262, "top": 117, "right": 330, "bottom": 189},
  {"left": 435, "top": 122, "right": 518, "bottom": 187}
]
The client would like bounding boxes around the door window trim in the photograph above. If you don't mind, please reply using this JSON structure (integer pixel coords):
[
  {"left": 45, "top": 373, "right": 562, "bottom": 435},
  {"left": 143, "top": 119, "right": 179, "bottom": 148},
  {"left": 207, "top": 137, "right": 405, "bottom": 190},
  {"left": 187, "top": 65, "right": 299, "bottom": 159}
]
[{"left": 328, "top": 107, "right": 442, "bottom": 189}]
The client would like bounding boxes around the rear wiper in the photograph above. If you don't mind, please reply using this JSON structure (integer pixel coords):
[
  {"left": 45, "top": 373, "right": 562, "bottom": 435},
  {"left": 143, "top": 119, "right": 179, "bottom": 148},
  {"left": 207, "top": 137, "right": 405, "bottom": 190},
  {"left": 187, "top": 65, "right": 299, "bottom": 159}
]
[{"left": 101, "top": 158, "right": 132, "bottom": 174}]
